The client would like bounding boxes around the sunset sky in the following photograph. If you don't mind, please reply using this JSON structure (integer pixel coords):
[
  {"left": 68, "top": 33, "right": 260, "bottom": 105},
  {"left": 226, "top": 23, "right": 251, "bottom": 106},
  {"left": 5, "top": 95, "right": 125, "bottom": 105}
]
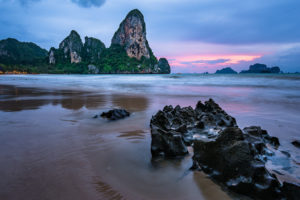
[{"left": 1, "top": 0, "right": 300, "bottom": 73}]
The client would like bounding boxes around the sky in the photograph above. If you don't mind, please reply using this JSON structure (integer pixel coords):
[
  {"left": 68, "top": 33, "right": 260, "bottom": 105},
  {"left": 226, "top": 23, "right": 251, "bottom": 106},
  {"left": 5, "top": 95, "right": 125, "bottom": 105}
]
[{"left": 1, "top": 0, "right": 300, "bottom": 73}]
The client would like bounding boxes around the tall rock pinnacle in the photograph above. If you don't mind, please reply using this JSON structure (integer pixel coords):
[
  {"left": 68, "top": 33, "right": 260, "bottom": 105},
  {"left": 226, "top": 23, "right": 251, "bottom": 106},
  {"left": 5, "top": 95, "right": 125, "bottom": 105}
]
[
  {"left": 111, "top": 9, "right": 152, "bottom": 60},
  {"left": 59, "top": 30, "right": 83, "bottom": 63},
  {"left": 46, "top": 10, "right": 171, "bottom": 74}
]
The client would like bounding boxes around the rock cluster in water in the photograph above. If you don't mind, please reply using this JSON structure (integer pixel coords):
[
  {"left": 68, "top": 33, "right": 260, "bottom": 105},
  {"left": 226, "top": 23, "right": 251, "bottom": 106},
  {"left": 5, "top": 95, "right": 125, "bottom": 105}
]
[
  {"left": 150, "top": 99, "right": 300, "bottom": 199},
  {"left": 99, "top": 109, "right": 130, "bottom": 120},
  {"left": 215, "top": 67, "right": 237, "bottom": 74},
  {"left": 240, "top": 63, "right": 281, "bottom": 74}
]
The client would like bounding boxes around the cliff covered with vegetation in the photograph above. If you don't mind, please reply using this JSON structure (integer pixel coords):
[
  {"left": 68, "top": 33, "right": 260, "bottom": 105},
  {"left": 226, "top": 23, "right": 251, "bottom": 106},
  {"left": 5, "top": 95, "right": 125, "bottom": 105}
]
[{"left": 0, "top": 9, "right": 170, "bottom": 74}]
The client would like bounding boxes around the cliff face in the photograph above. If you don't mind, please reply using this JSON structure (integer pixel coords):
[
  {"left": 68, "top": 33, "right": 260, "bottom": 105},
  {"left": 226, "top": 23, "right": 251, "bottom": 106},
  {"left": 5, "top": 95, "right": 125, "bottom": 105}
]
[
  {"left": 49, "top": 31, "right": 105, "bottom": 65},
  {"left": 59, "top": 30, "right": 83, "bottom": 63},
  {"left": 111, "top": 9, "right": 152, "bottom": 60},
  {"left": 83, "top": 37, "right": 105, "bottom": 63},
  {"left": 0, "top": 9, "right": 171, "bottom": 74},
  {"left": 49, "top": 47, "right": 56, "bottom": 64}
]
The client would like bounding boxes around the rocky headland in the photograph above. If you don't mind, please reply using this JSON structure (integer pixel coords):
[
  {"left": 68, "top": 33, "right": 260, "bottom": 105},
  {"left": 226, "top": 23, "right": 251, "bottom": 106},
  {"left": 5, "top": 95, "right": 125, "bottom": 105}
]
[
  {"left": 150, "top": 99, "right": 300, "bottom": 199},
  {"left": 240, "top": 63, "right": 281, "bottom": 74},
  {"left": 0, "top": 9, "right": 170, "bottom": 74},
  {"left": 215, "top": 67, "right": 237, "bottom": 74}
]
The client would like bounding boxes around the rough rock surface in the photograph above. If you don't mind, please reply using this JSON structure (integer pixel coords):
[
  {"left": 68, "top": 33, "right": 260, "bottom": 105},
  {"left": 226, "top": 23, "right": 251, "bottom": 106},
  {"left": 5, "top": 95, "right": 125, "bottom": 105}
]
[
  {"left": 83, "top": 37, "right": 105, "bottom": 63},
  {"left": 193, "top": 126, "right": 284, "bottom": 199},
  {"left": 59, "top": 30, "right": 83, "bottom": 63},
  {"left": 49, "top": 47, "right": 56, "bottom": 64},
  {"left": 156, "top": 58, "right": 171, "bottom": 74},
  {"left": 87, "top": 64, "right": 99, "bottom": 74},
  {"left": 111, "top": 9, "right": 151, "bottom": 60},
  {"left": 150, "top": 99, "right": 237, "bottom": 157},
  {"left": 100, "top": 109, "right": 130, "bottom": 120},
  {"left": 44, "top": 10, "right": 170, "bottom": 74},
  {"left": 150, "top": 99, "right": 300, "bottom": 199}
]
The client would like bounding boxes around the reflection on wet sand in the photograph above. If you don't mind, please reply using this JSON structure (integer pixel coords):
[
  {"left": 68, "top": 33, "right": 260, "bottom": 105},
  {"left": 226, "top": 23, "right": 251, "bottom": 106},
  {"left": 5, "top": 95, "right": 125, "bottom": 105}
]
[
  {"left": 0, "top": 84, "right": 87, "bottom": 98},
  {"left": 118, "top": 130, "right": 146, "bottom": 140},
  {"left": 112, "top": 95, "right": 149, "bottom": 112},
  {"left": 0, "top": 85, "right": 106, "bottom": 112},
  {"left": 0, "top": 85, "right": 150, "bottom": 112},
  {"left": 0, "top": 99, "right": 52, "bottom": 112}
]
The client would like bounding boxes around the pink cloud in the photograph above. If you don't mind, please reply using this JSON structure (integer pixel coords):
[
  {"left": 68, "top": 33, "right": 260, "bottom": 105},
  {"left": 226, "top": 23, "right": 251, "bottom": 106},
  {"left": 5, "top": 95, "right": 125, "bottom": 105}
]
[{"left": 163, "top": 54, "right": 261, "bottom": 73}]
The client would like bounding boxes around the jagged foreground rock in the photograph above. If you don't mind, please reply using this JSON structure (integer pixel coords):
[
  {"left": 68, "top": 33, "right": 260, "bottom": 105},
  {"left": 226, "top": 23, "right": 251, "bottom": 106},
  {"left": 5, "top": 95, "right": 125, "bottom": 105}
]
[{"left": 150, "top": 99, "right": 300, "bottom": 199}]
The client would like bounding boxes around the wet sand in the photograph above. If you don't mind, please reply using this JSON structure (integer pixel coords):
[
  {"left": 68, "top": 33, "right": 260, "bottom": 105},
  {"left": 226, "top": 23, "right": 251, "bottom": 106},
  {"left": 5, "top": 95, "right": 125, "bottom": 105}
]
[
  {"left": 0, "top": 74, "right": 300, "bottom": 200},
  {"left": 0, "top": 84, "right": 232, "bottom": 200}
]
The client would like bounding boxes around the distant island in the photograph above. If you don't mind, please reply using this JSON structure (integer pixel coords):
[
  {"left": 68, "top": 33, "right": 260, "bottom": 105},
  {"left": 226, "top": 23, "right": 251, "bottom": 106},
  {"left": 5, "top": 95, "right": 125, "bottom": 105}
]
[
  {"left": 0, "top": 9, "right": 170, "bottom": 74},
  {"left": 240, "top": 63, "right": 281, "bottom": 74},
  {"left": 215, "top": 67, "right": 237, "bottom": 74},
  {"left": 214, "top": 63, "right": 282, "bottom": 74}
]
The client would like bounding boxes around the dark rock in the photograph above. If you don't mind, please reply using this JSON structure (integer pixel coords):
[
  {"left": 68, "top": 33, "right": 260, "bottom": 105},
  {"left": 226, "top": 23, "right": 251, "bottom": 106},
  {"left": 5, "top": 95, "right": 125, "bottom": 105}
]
[
  {"left": 100, "top": 109, "right": 130, "bottom": 120},
  {"left": 265, "top": 135, "right": 280, "bottom": 147},
  {"left": 292, "top": 140, "right": 300, "bottom": 148},
  {"left": 157, "top": 58, "right": 171, "bottom": 74},
  {"left": 282, "top": 182, "right": 300, "bottom": 200},
  {"left": 150, "top": 99, "right": 299, "bottom": 199},
  {"left": 249, "top": 63, "right": 268, "bottom": 72},
  {"left": 243, "top": 126, "right": 280, "bottom": 148},
  {"left": 150, "top": 99, "right": 237, "bottom": 157},
  {"left": 215, "top": 67, "right": 237, "bottom": 74},
  {"left": 93, "top": 115, "right": 98, "bottom": 118},
  {"left": 240, "top": 63, "right": 281, "bottom": 74},
  {"left": 193, "top": 126, "right": 283, "bottom": 199},
  {"left": 270, "top": 66, "right": 280, "bottom": 73},
  {"left": 151, "top": 128, "right": 188, "bottom": 157}
]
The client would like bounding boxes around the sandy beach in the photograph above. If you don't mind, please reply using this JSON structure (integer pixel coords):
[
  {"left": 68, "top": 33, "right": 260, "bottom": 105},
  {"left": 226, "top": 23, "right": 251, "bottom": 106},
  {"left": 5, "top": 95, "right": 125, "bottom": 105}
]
[{"left": 0, "top": 74, "right": 299, "bottom": 200}]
